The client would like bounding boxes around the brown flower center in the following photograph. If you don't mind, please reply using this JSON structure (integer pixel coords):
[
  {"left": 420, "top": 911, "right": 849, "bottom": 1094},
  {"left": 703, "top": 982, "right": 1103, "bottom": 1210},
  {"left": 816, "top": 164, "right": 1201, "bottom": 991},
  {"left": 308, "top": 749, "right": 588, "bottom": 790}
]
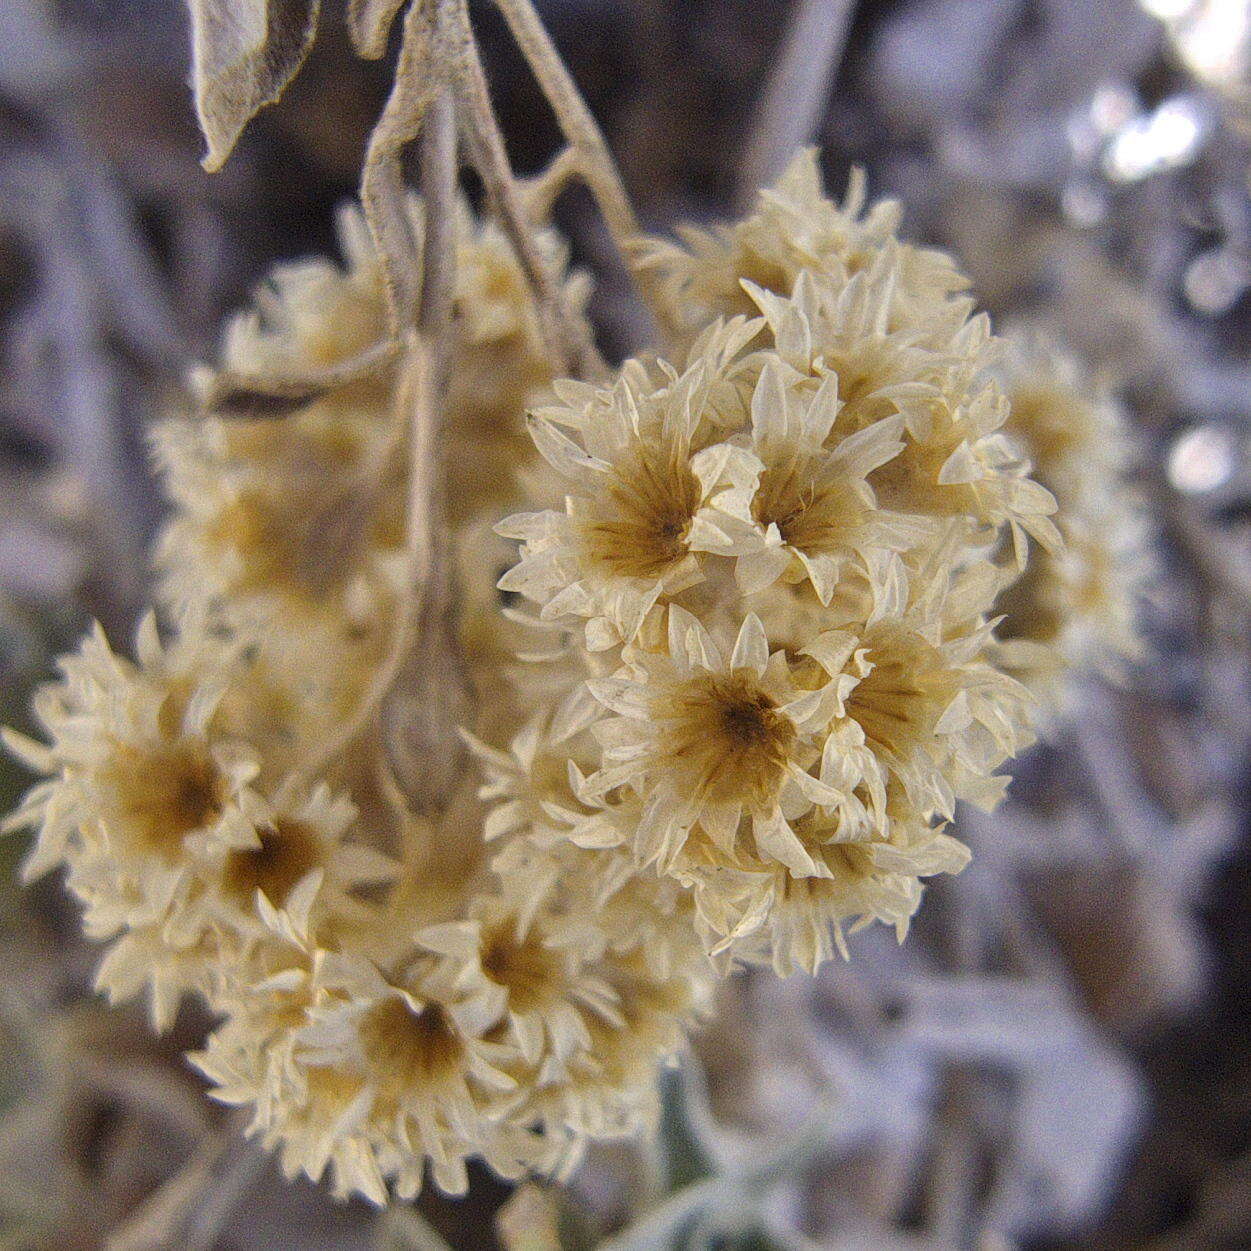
[
  {"left": 223, "top": 818, "right": 322, "bottom": 906},
  {"left": 358, "top": 998, "right": 463, "bottom": 1090},
  {"left": 582, "top": 444, "right": 701, "bottom": 579},
  {"left": 845, "top": 629, "right": 950, "bottom": 761},
  {"left": 480, "top": 925, "right": 562, "bottom": 1014},
  {"left": 752, "top": 456, "right": 862, "bottom": 555},
  {"left": 103, "top": 740, "right": 226, "bottom": 861},
  {"left": 657, "top": 671, "right": 796, "bottom": 808}
]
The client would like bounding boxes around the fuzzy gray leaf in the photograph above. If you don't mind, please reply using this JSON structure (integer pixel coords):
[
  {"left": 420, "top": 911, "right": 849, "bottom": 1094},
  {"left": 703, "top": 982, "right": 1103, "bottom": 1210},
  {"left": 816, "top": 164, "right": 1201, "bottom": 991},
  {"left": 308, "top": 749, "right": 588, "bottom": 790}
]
[{"left": 188, "top": 0, "right": 320, "bottom": 171}]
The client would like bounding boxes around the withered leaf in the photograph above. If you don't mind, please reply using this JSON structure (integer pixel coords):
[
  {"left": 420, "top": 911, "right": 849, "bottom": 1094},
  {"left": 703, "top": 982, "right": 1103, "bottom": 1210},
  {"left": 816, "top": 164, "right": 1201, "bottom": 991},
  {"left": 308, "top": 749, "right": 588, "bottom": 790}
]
[
  {"left": 188, "top": 0, "right": 321, "bottom": 171},
  {"left": 203, "top": 385, "right": 325, "bottom": 419},
  {"left": 347, "top": 0, "right": 410, "bottom": 60},
  {"left": 381, "top": 601, "right": 474, "bottom": 818},
  {"left": 196, "top": 338, "right": 399, "bottom": 417}
]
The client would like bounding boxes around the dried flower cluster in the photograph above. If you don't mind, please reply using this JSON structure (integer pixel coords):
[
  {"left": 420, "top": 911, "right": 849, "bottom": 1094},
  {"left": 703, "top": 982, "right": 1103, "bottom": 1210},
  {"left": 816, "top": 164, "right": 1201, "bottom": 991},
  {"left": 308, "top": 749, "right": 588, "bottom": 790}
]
[
  {"left": 5, "top": 155, "right": 1081, "bottom": 1201},
  {"left": 488, "top": 152, "right": 1059, "bottom": 976},
  {"left": 991, "top": 339, "right": 1151, "bottom": 716}
]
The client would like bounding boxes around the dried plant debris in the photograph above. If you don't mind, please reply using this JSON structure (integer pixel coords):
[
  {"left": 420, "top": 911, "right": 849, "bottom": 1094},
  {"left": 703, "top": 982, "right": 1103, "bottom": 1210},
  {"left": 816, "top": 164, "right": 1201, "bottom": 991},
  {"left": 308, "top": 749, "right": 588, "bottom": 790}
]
[
  {"left": 189, "top": 0, "right": 322, "bottom": 172},
  {"left": 0, "top": 1, "right": 1248, "bottom": 1249}
]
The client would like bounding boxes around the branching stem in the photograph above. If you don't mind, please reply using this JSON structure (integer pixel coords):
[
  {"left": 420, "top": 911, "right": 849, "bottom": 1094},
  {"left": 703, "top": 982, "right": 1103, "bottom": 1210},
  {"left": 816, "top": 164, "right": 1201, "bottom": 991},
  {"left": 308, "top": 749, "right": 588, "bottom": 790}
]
[
  {"left": 360, "top": 0, "right": 443, "bottom": 332},
  {"left": 232, "top": 0, "right": 652, "bottom": 802},
  {"left": 378, "top": 84, "right": 474, "bottom": 816},
  {"left": 448, "top": 0, "right": 601, "bottom": 377},
  {"left": 285, "top": 86, "right": 466, "bottom": 807},
  {"left": 491, "top": 0, "right": 641, "bottom": 250},
  {"left": 490, "top": 0, "right": 661, "bottom": 328}
]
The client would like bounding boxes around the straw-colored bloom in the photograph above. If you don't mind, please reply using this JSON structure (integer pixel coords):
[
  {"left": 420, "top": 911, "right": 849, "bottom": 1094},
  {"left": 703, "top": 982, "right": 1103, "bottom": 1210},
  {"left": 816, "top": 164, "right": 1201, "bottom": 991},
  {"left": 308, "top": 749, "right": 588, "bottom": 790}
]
[
  {"left": 497, "top": 323, "right": 763, "bottom": 649},
  {"left": 583, "top": 609, "right": 847, "bottom": 875},
  {"left": 156, "top": 199, "right": 585, "bottom": 643},
  {"left": 3, "top": 617, "right": 258, "bottom": 889},
  {"left": 639, "top": 150, "right": 967, "bottom": 353},
  {"left": 195, "top": 929, "right": 530, "bottom": 1203},
  {"left": 733, "top": 801, "right": 970, "bottom": 975},
  {"left": 154, "top": 410, "right": 405, "bottom": 620},
  {"left": 713, "top": 356, "right": 927, "bottom": 602},
  {"left": 483, "top": 157, "right": 1053, "bottom": 983},
  {"left": 5, "top": 143, "right": 1071, "bottom": 1206},
  {"left": 2, "top": 615, "right": 394, "bottom": 1027},
  {"left": 992, "top": 338, "right": 1151, "bottom": 713}
]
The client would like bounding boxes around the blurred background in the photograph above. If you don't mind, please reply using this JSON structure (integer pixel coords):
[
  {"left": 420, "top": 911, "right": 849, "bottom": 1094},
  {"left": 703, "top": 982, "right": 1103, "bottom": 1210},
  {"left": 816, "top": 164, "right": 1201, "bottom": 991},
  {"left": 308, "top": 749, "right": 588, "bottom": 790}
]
[{"left": 1, "top": 0, "right": 1250, "bottom": 1247}]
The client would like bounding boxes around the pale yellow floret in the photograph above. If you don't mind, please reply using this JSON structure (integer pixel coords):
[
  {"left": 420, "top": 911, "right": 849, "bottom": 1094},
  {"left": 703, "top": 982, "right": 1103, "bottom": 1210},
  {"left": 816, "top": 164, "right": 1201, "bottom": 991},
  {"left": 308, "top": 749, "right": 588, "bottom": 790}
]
[
  {"left": 992, "top": 337, "right": 1152, "bottom": 716},
  {"left": 637, "top": 150, "right": 967, "bottom": 355}
]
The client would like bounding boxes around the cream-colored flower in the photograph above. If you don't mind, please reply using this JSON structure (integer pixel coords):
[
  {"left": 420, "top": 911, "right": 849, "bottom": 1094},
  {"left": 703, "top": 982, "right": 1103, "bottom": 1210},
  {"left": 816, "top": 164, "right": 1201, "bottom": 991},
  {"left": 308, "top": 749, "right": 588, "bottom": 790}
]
[
  {"left": 422, "top": 892, "right": 618, "bottom": 1069},
  {"left": 742, "top": 261, "right": 958, "bottom": 433},
  {"left": 209, "top": 784, "right": 394, "bottom": 932},
  {"left": 867, "top": 373, "right": 1060, "bottom": 563},
  {"left": 584, "top": 608, "right": 848, "bottom": 875},
  {"left": 497, "top": 326, "right": 761, "bottom": 648},
  {"left": 1, "top": 618, "right": 257, "bottom": 1022},
  {"left": 2, "top": 614, "right": 396, "bottom": 1025},
  {"left": 713, "top": 356, "right": 928, "bottom": 603},
  {"left": 507, "top": 943, "right": 712, "bottom": 1147},
  {"left": 732, "top": 805, "right": 970, "bottom": 975},
  {"left": 639, "top": 150, "right": 967, "bottom": 353},
  {"left": 992, "top": 337, "right": 1151, "bottom": 712},
  {"left": 154, "top": 409, "right": 406, "bottom": 622},
  {"left": 199, "top": 940, "right": 524, "bottom": 1203},
  {"left": 3, "top": 616, "right": 257, "bottom": 887},
  {"left": 993, "top": 507, "right": 1147, "bottom": 703},
  {"left": 637, "top": 155, "right": 1061, "bottom": 568},
  {"left": 837, "top": 607, "right": 1031, "bottom": 819},
  {"left": 1000, "top": 340, "right": 1128, "bottom": 497}
]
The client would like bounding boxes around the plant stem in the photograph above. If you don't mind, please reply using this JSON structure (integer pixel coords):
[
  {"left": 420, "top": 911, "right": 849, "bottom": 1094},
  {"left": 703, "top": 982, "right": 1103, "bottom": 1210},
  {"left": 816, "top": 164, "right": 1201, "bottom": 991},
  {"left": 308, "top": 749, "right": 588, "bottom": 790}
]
[
  {"left": 418, "top": 89, "right": 458, "bottom": 341},
  {"left": 736, "top": 0, "right": 856, "bottom": 210},
  {"left": 285, "top": 86, "right": 470, "bottom": 811},
  {"left": 490, "top": 0, "right": 647, "bottom": 273},
  {"left": 360, "top": 0, "right": 442, "bottom": 332},
  {"left": 198, "top": 338, "right": 399, "bottom": 419},
  {"left": 379, "top": 82, "right": 474, "bottom": 816},
  {"left": 448, "top": 0, "right": 600, "bottom": 376}
]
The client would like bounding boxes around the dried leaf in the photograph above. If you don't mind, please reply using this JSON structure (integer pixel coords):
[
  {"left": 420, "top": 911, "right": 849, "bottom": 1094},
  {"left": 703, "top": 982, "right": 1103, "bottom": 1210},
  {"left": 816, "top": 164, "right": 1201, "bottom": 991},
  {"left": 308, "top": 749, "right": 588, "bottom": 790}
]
[
  {"left": 348, "top": 0, "right": 410, "bottom": 59},
  {"left": 195, "top": 338, "right": 399, "bottom": 418},
  {"left": 188, "top": 0, "right": 321, "bottom": 171}
]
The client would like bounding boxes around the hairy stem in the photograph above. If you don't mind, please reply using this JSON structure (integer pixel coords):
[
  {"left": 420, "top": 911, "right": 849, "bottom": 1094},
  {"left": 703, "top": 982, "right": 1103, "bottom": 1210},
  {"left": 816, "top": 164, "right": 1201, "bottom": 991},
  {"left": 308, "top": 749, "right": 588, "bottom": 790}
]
[
  {"left": 490, "top": 0, "right": 652, "bottom": 299},
  {"left": 284, "top": 86, "right": 470, "bottom": 809},
  {"left": 448, "top": 0, "right": 600, "bottom": 377},
  {"left": 197, "top": 338, "right": 399, "bottom": 419},
  {"left": 418, "top": 90, "right": 459, "bottom": 341},
  {"left": 491, "top": 0, "right": 638, "bottom": 244},
  {"left": 360, "top": 0, "right": 442, "bottom": 331},
  {"left": 379, "top": 85, "right": 475, "bottom": 816}
]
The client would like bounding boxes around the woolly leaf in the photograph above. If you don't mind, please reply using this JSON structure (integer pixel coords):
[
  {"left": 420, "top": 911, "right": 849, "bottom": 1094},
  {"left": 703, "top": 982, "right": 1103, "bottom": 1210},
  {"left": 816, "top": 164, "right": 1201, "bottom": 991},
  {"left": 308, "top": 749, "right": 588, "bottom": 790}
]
[
  {"left": 348, "top": 0, "right": 408, "bottom": 59},
  {"left": 187, "top": 0, "right": 321, "bottom": 171}
]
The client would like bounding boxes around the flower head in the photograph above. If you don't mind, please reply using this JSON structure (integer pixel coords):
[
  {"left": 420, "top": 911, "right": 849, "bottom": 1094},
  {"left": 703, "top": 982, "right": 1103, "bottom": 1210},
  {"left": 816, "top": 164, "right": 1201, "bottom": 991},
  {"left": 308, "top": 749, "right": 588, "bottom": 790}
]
[{"left": 991, "top": 337, "right": 1152, "bottom": 715}]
